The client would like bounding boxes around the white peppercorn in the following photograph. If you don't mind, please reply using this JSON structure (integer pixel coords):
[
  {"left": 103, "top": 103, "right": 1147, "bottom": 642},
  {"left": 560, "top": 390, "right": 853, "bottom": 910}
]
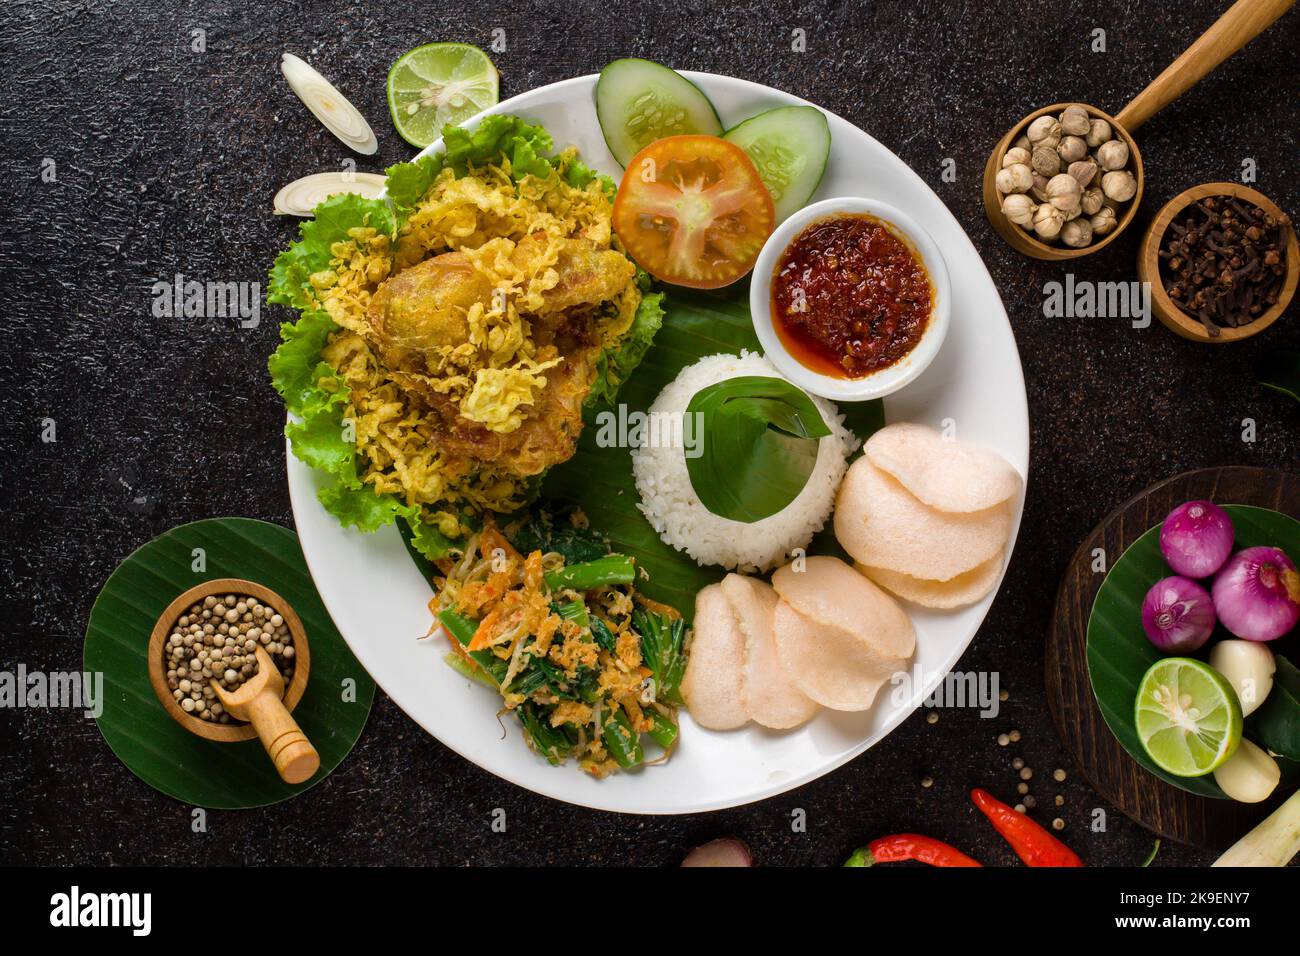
[
  {"left": 1086, "top": 118, "right": 1112, "bottom": 147},
  {"left": 1026, "top": 115, "right": 1060, "bottom": 144},
  {"left": 1045, "top": 173, "right": 1082, "bottom": 211},
  {"left": 1081, "top": 187, "right": 1104, "bottom": 216},
  {"left": 1067, "top": 160, "right": 1098, "bottom": 190},
  {"left": 1030, "top": 173, "right": 1050, "bottom": 203},
  {"left": 1033, "top": 202, "right": 1064, "bottom": 239},
  {"left": 162, "top": 590, "right": 296, "bottom": 719}
]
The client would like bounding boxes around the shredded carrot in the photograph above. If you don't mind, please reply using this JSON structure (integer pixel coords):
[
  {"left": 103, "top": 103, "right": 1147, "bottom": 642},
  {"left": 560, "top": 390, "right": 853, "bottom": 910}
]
[
  {"left": 467, "top": 607, "right": 503, "bottom": 652},
  {"left": 479, "top": 523, "right": 519, "bottom": 563},
  {"left": 634, "top": 594, "right": 680, "bottom": 620}
]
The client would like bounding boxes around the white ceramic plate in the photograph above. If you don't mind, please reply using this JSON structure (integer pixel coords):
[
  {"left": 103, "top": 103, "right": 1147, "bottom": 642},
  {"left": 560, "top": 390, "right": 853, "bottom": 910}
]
[{"left": 288, "top": 72, "right": 1029, "bottom": 814}]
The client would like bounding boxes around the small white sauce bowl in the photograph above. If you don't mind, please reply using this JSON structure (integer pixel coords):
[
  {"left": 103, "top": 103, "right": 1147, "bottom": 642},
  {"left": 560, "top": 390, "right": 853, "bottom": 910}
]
[{"left": 749, "top": 197, "right": 952, "bottom": 403}]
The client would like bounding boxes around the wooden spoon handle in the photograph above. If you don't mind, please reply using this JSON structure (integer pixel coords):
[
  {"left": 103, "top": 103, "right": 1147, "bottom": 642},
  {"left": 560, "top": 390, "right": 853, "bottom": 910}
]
[
  {"left": 245, "top": 688, "right": 320, "bottom": 784},
  {"left": 1116, "top": 0, "right": 1295, "bottom": 132}
]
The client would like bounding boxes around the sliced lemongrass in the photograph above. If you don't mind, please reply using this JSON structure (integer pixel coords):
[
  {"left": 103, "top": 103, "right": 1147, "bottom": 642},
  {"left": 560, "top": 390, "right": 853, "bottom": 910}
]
[
  {"left": 280, "top": 53, "right": 378, "bottom": 155},
  {"left": 272, "top": 172, "right": 387, "bottom": 217}
]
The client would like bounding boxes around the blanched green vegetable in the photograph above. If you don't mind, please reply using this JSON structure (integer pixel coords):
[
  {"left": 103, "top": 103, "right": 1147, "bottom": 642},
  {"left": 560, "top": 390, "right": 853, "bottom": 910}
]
[
  {"left": 634, "top": 607, "right": 687, "bottom": 705},
  {"left": 647, "top": 710, "right": 679, "bottom": 749},
  {"left": 544, "top": 554, "right": 636, "bottom": 591},
  {"left": 602, "top": 709, "right": 644, "bottom": 768}
]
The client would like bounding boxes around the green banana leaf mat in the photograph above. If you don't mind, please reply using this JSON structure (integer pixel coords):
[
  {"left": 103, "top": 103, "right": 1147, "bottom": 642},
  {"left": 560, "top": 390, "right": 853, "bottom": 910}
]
[{"left": 84, "top": 518, "right": 374, "bottom": 809}]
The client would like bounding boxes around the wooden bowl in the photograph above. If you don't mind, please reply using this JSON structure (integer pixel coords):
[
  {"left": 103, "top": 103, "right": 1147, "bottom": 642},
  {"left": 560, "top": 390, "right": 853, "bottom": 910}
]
[
  {"left": 982, "top": 103, "right": 1144, "bottom": 261},
  {"left": 1138, "top": 182, "right": 1298, "bottom": 343},
  {"left": 148, "top": 578, "right": 311, "bottom": 742}
]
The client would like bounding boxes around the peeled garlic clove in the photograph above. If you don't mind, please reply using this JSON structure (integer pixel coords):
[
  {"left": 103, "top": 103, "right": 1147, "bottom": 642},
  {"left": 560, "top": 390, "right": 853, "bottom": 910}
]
[
  {"left": 1101, "top": 169, "right": 1137, "bottom": 202},
  {"left": 1059, "top": 104, "right": 1091, "bottom": 137},
  {"left": 1002, "top": 147, "right": 1031, "bottom": 169},
  {"left": 1209, "top": 640, "right": 1275, "bottom": 717},
  {"left": 1031, "top": 146, "right": 1061, "bottom": 177},
  {"left": 1060, "top": 218, "right": 1092, "bottom": 247},
  {"left": 1086, "top": 118, "right": 1112, "bottom": 147},
  {"left": 1096, "top": 138, "right": 1129, "bottom": 171},
  {"left": 1001, "top": 193, "right": 1037, "bottom": 226},
  {"left": 273, "top": 172, "right": 388, "bottom": 217},
  {"left": 1090, "top": 206, "right": 1118, "bottom": 235},
  {"left": 1213, "top": 739, "right": 1280, "bottom": 803},
  {"left": 1056, "top": 135, "right": 1087, "bottom": 164},
  {"left": 281, "top": 53, "right": 378, "bottom": 155}
]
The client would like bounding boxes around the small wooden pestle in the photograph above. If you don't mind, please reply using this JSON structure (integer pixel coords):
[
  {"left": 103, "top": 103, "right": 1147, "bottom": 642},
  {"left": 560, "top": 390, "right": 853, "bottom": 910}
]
[{"left": 212, "top": 645, "right": 320, "bottom": 784}]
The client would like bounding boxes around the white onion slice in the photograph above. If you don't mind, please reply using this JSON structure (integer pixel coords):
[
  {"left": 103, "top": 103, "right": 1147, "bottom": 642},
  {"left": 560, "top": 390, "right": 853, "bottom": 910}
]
[
  {"left": 280, "top": 53, "right": 378, "bottom": 155},
  {"left": 273, "top": 172, "right": 387, "bottom": 217}
]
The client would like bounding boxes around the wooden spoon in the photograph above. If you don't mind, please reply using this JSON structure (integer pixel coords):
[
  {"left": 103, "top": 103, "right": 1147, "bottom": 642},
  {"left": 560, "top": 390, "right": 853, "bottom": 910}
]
[
  {"left": 983, "top": 0, "right": 1295, "bottom": 259},
  {"left": 212, "top": 646, "right": 320, "bottom": 784}
]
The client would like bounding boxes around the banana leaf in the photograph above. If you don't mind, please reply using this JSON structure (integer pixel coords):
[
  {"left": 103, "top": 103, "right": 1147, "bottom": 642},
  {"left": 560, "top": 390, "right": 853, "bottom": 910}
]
[
  {"left": 85, "top": 518, "right": 375, "bottom": 809},
  {"left": 1086, "top": 504, "right": 1300, "bottom": 798}
]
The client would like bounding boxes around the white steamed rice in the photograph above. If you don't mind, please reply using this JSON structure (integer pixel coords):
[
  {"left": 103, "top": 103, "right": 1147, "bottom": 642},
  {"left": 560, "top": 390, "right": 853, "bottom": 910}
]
[{"left": 631, "top": 351, "right": 857, "bottom": 573}]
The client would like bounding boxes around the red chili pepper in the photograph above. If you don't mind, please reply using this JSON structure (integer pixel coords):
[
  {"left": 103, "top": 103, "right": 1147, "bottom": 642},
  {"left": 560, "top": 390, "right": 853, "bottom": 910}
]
[
  {"left": 970, "top": 788, "right": 1082, "bottom": 867},
  {"left": 844, "top": 833, "right": 981, "bottom": 867}
]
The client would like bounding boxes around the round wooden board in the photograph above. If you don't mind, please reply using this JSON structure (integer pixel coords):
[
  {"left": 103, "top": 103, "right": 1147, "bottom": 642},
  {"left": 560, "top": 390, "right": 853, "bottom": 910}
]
[{"left": 1046, "top": 466, "right": 1299, "bottom": 850}]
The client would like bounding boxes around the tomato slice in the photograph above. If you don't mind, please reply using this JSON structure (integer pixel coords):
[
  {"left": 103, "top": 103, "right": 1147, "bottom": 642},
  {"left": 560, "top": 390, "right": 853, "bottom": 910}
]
[{"left": 613, "top": 135, "right": 775, "bottom": 289}]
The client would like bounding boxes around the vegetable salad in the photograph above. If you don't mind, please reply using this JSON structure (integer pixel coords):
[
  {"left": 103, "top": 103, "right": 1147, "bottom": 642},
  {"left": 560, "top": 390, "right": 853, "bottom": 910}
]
[{"left": 430, "top": 513, "right": 686, "bottom": 777}]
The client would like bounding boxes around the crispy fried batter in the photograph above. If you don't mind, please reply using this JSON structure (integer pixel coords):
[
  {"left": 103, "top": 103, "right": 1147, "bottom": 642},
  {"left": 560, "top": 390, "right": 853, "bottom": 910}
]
[
  {"left": 366, "top": 252, "right": 489, "bottom": 373},
  {"left": 360, "top": 235, "right": 629, "bottom": 479},
  {"left": 310, "top": 154, "right": 644, "bottom": 538}
]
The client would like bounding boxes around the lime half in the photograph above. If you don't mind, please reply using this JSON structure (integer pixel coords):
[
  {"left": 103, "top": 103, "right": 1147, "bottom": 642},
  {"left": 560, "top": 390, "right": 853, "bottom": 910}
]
[
  {"left": 387, "top": 43, "right": 499, "bottom": 148},
  {"left": 1135, "top": 658, "right": 1242, "bottom": 777}
]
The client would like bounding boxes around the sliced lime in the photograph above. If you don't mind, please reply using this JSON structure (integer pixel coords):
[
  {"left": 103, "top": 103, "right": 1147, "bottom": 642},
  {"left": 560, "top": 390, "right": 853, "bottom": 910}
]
[
  {"left": 387, "top": 43, "right": 499, "bottom": 148},
  {"left": 1134, "top": 657, "right": 1242, "bottom": 777}
]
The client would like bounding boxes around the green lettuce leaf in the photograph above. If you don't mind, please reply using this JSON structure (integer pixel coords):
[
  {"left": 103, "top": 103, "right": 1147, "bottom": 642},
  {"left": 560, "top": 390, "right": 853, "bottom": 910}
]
[
  {"left": 317, "top": 480, "right": 413, "bottom": 533},
  {"left": 385, "top": 113, "right": 615, "bottom": 216},
  {"left": 268, "top": 310, "right": 339, "bottom": 417},
  {"left": 284, "top": 403, "right": 356, "bottom": 481},
  {"left": 588, "top": 287, "right": 665, "bottom": 407},
  {"left": 269, "top": 113, "right": 652, "bottom": 549},
  {"left": 403, "top": 513, "right": 461, "bottom": 561},
  {"left": 268, "top": 193, "right": 396, "bottom": 309},
  {"left": 267, "top": 197, "right": 408, "bottom": 536}
]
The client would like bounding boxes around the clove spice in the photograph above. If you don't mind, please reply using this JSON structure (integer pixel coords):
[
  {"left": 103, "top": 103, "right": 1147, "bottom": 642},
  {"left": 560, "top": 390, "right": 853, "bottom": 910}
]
[{"left": 1158, "top": 196, "right": 1292, "bottom": 337}]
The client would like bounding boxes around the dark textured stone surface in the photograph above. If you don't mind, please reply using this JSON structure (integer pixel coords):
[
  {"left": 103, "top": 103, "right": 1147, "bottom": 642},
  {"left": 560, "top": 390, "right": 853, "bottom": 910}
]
[{"left": 1, "top": 0, "right": 1296, "bottom": 866}]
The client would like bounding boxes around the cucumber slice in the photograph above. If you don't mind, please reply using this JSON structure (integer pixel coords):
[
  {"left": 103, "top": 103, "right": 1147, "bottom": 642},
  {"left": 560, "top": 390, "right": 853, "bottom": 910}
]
[
  {"left": 724, "top": 106, "right": 831, "bottom": 222},
  {"left": 595, "top": 58, "right": 723, "bottom": 167}
]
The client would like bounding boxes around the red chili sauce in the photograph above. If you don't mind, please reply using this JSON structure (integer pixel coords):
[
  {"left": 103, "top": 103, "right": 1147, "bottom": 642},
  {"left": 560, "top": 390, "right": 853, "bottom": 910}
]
[{"left": 771, "top": 214, "right": 932, "bottom": 378}]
